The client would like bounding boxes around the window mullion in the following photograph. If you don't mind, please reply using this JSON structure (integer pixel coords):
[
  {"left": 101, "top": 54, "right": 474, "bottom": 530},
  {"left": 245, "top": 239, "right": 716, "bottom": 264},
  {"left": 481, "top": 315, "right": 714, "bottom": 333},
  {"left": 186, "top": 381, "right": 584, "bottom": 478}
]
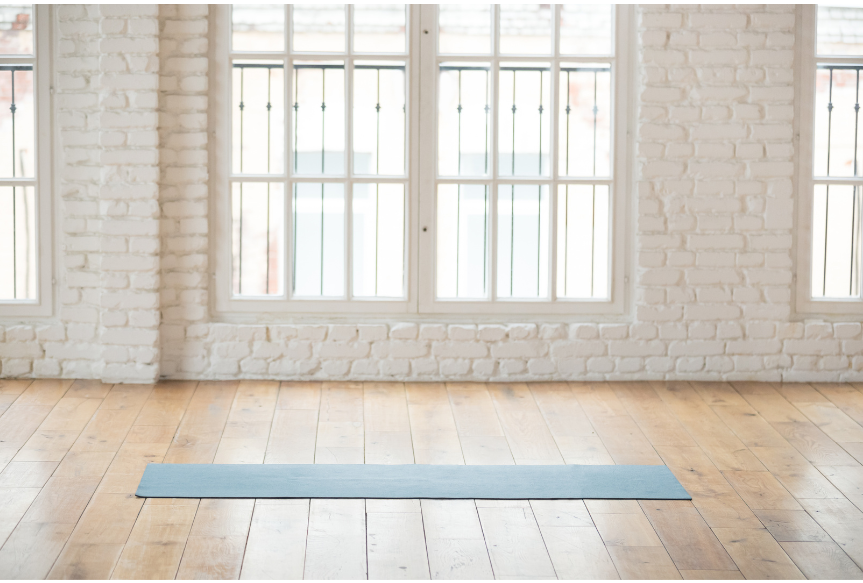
[
  {"left": 285, "top": 4, "right": 293, "bottom": 300},
  {"left": 345, "top": 4, "right": 354, "bottom": 301},
  {"left": 490, "top": 5, "right": 501, "bottom": 301},
  {"left": 550, "top": 4, "right": 561, "bottom": 302}
]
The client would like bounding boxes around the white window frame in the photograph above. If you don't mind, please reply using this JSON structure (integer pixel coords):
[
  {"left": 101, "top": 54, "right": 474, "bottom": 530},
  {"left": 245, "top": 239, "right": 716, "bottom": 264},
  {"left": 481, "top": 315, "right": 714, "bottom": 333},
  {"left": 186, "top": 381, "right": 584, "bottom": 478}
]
[
  {"left": 0, "top": 4, "right": 52, "bottom": 318},
  {"left": 418, "top": 4, "right": 633, "bottom": 316},
  {"left": 795, "top": 4, "right": 863, "bottom": 316},
  {"left": 212, "top": 5, "right": 419, "bottom": 316},
  {"left": 212, "top": 4, "right": 633, "bottom": 319}
]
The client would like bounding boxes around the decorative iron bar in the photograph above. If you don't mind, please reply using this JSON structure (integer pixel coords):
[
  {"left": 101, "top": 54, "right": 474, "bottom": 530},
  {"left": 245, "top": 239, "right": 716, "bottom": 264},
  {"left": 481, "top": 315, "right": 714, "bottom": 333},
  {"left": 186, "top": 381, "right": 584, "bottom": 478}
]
[
  {"left": 561, "top": 65, "right": 609, "bottom": 297},
  {"left": 440, "top": 65, "right": 492, "bottom": 296},
  {"left": 231, "top": 62, "right": 405, "bottom": 296},
  {"left": 816, "top": 64, "right": 863, "bottom": 297},
  {"left": 2, "top": 64, "right": 32, "bottom": 300},
  {"left": 439, "top": 64, "right": 611, "bottom": 299}
]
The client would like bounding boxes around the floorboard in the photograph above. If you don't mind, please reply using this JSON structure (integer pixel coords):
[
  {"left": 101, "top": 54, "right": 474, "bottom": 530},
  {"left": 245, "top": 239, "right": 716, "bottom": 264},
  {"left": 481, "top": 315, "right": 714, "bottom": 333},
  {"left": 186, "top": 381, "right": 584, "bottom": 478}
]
[{"left": 1, "top": 380, "right": 862, "bottom": 580}]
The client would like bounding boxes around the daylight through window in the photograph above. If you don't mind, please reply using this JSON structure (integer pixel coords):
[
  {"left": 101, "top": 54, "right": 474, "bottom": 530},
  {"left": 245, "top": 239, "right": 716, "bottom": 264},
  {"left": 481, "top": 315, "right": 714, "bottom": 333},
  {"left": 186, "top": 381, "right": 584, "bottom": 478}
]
[
  {"left": 0, "top": 4, "right": 36, "bottom": 302},
  {"left": 222, "top": 4, "right": 623, "bottom": 312},
  {"left": 811, "top": 6, "right": 863, "bottom": 299}
]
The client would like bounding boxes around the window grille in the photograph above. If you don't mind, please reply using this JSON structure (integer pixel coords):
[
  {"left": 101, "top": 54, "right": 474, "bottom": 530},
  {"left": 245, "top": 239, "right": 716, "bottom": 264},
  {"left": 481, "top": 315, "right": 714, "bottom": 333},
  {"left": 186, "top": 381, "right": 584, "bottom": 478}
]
[
  {"left": 229, "top": 5, "right": 408, "bottom": 301},
  {"left": 0, "top": 4, "right": 36, "bottom": 302},
  {"left": 433, "top": 5, "right": 615, "bottom": 304},
  {"left": 219, "top": 4, "right": 626, "bottom": 314},
  {"left": 811, "top": 6, "right": 863, "bottom": 299}
]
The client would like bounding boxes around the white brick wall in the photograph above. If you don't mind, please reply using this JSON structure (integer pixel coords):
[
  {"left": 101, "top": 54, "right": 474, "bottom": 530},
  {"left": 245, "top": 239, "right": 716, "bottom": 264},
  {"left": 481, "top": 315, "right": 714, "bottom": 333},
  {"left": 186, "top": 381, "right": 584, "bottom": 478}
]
[
  {"left": 158, "top": 4, "right": 210, "bottom": 379},
  {"left": 2, "top": 4, "right": 863, "bottom": 383}
]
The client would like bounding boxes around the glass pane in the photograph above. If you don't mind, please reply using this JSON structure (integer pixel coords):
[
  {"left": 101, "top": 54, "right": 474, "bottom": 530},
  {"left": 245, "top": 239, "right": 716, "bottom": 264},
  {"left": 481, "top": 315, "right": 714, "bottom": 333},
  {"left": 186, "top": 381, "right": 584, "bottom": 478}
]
[
  {"left": 231, "top": 182, "right": 285, "bottom": 296},
  {"left": 231, "top": 62, "right": 285, "bottom": 175},
  {"left": 292, "top": 61, "right": 345, "bottom": 175},
  {"left": 292, "top": 183, "right": 345, "bottom": 297},
  {"left": 498, "top": 64, "right": 550, "bottom": 177},
  {"left": 292, "top": 4, "right": 345, "bottom": 53},
  {"left": 231, "top": 5, "right": 285, "bottom": 52},
  {"left": 0, "top": 5, "right": 33, "bottom": 55},
  {"left": 818, "top": 6, "right": 863, "bottom": 56},
  {"left": 500, "top": 5, "right": 552, "bottom": 55},
  {"left": 353, "top": 183, "right": 404, "bottom": 297},
  {"left": 497, "top": 184, "right": 549, "bottom": 299},
  {"left": 438, "top": 64, "right": 491, "bottom": 176},
  {"left": 811, "top": 184, "right": 862, "bottom": 298},
  {"left": 354, "top": 5, "right": 406, "bottom": 53},
  {"left": 557, "top": 184, "right": 610, "bottom": 299},
  {"left": 560, "top": 5, "right": 613, "bottom": 55},
  {"left": 559, "top": 66, "right": 612, "bottom": 178},
  {"left": 813, "top": 67, "right": 863, "bottom": 177},
  {"left": 0, "top": 186, "right": 36, "bottom": 300},
  {"left": 0, "top": 66, "right": 34, "bottom": 178},
  {"left": 353, "top": 62, "right": 405, "bottom": 175},
  {"left": 437, "top": 184, "right": 488, "bottom": 299},
  {"left": 439, "top": 5, "right": 491, "bottom": 54}
]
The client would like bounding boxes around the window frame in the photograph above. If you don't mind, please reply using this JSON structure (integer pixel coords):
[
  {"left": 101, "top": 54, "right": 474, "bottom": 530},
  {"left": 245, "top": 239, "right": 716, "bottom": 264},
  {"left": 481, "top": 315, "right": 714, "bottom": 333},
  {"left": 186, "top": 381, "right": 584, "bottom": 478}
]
[
  {"left": 212, "top": 4, "right": 633, "bottom": 319},
  {"left": 212, "top": 5, "right": 420, "bottom": 315},
  {"left": 0, "top": 4, "right": 52, "bottom": 318},
  {"left": 417, "top": 4, "right": 633, "bottom": 316},
  {"left": 795, "top": 4, "right": 863, "bottom": 316}
]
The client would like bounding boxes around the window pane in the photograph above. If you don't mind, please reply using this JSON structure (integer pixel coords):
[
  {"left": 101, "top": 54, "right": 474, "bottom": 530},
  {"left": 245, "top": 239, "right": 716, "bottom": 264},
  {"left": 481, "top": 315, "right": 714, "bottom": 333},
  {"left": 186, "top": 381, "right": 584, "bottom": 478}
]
[
  {"left": 813, "top": 67, "right": 863, "bottom": 178},
  {"left": 232, "top": 182, "right": 285, "bottom": 296},
  {"left": 0, "top": 186, "right": 35, "bottom": 300},
  {"left": 500, "top": 4, "right": 552, "bottom": 55},
  {"left": 438, "top": 64, "right": 491, "bottom": 177},
  {"left": 437, "top": 184, "right": 488, "bottom": 299},
  {"left": 354, "top": 5, "right": 406, "bottom": 53},
  {"left": 293, "top": 182, "right": 344, "bottom": 297},
  {"left": 232, "top": 62, "right": 285, "bottom": 175},
  {"left": 292, "top": 62, "right": 345, "bottom": 175},
  {"left": 560, "top": 5, "right": 612, "bottom": 55},
  {"left": 353, "top": 62, "right": 405, "bottom": 175},
  {"left": 231, "top": 5, "right": 284, "bottom": 52},
  {"left": 352, "top": 183, "right": 404, "bottom": 297},
  {"left": 0, "top": 65, "right": 34, "bottom": 178},
  {"left": 439, "top": 5, "right": 491, "bottom": 54},
  {"left": 559, "top": 66, "right": 612, "bottom": 178},
  {"left": 292, "top": 4, "right": 345, "bottom": 53},
  {"left": 557, "top": 184, "right": 610, "bottom": 299},
  {"left": 0, "top": 5, "right": 33, "bottom": 55},
  {"left": 818, "top": 6, "right": 863, "bottom": 56},
  {"left": 811, "top": 184, "right": 862, "bottom": 298},
  {"left": 497, "top": 184, "right": 549, "bottom": 299},
  {"left": 498, "top": 64, "right": 550, "bottom": 177}
]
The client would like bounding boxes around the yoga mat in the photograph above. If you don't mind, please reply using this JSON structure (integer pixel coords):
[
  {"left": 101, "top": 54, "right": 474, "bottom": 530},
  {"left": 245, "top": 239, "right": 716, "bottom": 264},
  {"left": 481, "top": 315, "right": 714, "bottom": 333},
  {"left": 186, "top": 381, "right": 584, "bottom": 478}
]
[{"left": 136, "top": 464, "right": 691, "bottom": 500}]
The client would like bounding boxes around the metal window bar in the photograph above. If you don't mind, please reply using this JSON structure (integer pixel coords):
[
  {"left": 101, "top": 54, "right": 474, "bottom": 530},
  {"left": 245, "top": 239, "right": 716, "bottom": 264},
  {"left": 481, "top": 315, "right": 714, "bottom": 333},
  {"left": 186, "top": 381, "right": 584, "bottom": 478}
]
[
  {"left": 558, "top": 66, "right": 608, "bottom": 298},
  {"left": 441, "top": 65, "right": 492, "bottom": 296},
  {"left": 2, "top": 64, "right": 33, "bottom": 300},
  {"left": 441, "top": 64, "right": 609, "bottom": 298},
  {"left": 816, "top": 64, "right": 863, "bottom": 297},
  {"left": 232, "top": 62, "right": 405, "bottom": 297}
]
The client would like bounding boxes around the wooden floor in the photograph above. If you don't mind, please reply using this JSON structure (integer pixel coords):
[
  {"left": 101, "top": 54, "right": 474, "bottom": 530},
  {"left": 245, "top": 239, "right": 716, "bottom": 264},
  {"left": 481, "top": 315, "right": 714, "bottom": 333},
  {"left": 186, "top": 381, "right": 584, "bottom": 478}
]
[{"left": 0, "top": 380, "right": 862, "bottom": 579}]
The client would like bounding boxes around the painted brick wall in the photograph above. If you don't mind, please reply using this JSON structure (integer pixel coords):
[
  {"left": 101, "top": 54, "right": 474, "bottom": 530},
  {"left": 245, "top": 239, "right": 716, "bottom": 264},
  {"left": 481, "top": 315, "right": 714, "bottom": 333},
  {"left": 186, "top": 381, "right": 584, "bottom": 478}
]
[
  {"left": 2, "top": 4, "right": 862, "bottom": 383},
  {"left": 157, "top": 4, "right": 210, "bottom": 379}
]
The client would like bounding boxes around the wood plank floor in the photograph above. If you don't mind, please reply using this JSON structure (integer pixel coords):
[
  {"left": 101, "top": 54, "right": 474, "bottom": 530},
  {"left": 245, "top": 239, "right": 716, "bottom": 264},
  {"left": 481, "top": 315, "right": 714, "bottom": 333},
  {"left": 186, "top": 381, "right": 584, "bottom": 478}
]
[{"left": 1, "top": 379, "right": 862, "bottom": 579}]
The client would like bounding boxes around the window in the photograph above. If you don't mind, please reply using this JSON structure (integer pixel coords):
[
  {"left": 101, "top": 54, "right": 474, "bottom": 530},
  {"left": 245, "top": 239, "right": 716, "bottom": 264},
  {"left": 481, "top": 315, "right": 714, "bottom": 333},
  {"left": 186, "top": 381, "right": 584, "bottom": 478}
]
[
  {"left": 0, "top": 4, "right": 50, "bottom": 316},
  {"left": 798, "top": 5, "right": 863, "bottom": 313},
  {"left": 213, "top": 5, "right": 631, "bottom": 316}
]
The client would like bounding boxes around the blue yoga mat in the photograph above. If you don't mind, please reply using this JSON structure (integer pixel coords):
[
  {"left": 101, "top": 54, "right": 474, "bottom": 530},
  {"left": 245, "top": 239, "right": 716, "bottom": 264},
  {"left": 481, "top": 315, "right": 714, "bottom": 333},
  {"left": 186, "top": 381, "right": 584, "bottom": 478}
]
[{"left": 136, "top": 464, "right": 691, "bottom": 500}]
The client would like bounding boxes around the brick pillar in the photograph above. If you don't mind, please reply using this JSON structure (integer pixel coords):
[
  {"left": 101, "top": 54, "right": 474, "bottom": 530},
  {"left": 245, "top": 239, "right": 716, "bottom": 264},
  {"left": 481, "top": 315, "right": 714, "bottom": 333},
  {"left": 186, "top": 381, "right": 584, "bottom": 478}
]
[{"left": 97, "top": 4, "right": 161, "bottom": 383}]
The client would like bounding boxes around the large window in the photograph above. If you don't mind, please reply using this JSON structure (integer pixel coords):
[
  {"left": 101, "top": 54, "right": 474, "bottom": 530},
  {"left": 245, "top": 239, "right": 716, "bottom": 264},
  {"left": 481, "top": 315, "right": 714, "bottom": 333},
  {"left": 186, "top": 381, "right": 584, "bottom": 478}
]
[
  {"left": 0, "top": 4, "right": 49, "bottom": 316},
  {"left": 799, "top": 5, "right": 863, "bottom": 313},
  {"left": 214, "top": 5, "right": 630, "bottom": 316}
]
